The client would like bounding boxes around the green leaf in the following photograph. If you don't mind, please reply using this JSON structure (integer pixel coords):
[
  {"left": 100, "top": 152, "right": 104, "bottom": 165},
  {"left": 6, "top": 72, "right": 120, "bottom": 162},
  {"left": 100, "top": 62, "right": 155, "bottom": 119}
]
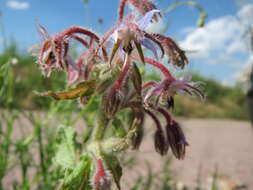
[
  {"left": 132, "top": 63, "right": 142, "bottom": 96},
  {"left": 103, "top": 154, "right": 122, "bottom": 190},
  {"left": 62, "top": 154, "right": 92, "bottom": 190},
  {"left": 134, "top": 40, "right": 145, "bottom": 64},
  {"left": 54, "top": 126, "right": 77, "bottom": 169},
  {"left": 112, "top": 117, "right": 127, "bottom": 138}
]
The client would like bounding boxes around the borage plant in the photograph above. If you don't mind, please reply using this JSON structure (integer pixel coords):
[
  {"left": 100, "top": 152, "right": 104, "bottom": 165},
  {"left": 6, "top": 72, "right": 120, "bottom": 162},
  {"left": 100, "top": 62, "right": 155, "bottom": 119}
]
[{"left": 30, "top": 0, "right": 205, "bottom": 189}]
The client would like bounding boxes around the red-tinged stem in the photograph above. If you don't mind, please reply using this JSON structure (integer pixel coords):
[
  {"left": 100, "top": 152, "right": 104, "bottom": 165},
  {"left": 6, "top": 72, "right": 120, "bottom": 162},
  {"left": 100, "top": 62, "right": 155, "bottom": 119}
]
[
  {"left": 118, "top": 0, "right": 128, "bottom": 22},
  {"left": 129, "top": 0, "right": 146, "bottom": 15},
  {"left": 142, "top": 81, "right": 157, "bottom": 89},
  {"left": 94, "top": 159, "right": 106, "bottom": 189},
  {"left": 71, "top": 35, "right": 89, "bottom": 48},
  {"left": 118, "top": 0, "right": 151, "bottom": 22},
  {"left": 96, "top": 159, "right": 105, "bottom": 177},
  {"left": 149, "top": 104, "right": 172, "bottom": 124},
  {"left": 60, "top": 26, "right": 100, "bottom": 43},
  {"left": 145, "top": 57, "right": 174, "bottom": 79},
  {"left": 144, "top": 109, "right": 162, "bottom": 131},
  {"left": 63, "top": 41, "right": 69, "bottom": 57}
]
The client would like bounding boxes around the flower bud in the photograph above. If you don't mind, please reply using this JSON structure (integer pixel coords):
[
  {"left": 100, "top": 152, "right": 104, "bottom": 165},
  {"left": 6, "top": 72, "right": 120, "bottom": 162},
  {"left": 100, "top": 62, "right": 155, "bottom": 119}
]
[
  {"left": 103, "top": 88, "right": 124, "bottom": 118},
  {"left": 154, "top": 129, "right": 168, "bottom": 156},
  {"left": 131, "top": 114, "right": 144, "bottom": 149},
  {"left": 166, "top": 120, "right": 189, "bottom": 159},
  {"left": 92, "top": 159, "right": 111, "bottom": 190},
  {"left": 167, "top": 96, "right": 174, "bottom": 110}
]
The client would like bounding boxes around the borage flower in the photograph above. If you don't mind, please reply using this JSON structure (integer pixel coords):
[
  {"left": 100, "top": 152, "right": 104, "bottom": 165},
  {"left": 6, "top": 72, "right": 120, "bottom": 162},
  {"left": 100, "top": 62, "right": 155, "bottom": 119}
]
[
  {"left": 143, "top": 58, "right": 205, "bottom": 108},
  {"left": 103, "top": 9, "right": 164, "bottom": 117},
  {"left": 109, "top": 9, "right": 163, "bottom": 64},
  {"left": 31, "top": 24, "right": 105, "bottom": 83},
  {"left": 117, "top": 0, "right": 189, "bottom": 69}
]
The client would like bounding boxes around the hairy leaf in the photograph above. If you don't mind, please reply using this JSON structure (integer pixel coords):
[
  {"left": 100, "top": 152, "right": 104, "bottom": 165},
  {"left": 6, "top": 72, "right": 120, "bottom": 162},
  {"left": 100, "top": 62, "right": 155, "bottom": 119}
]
[
  {"left": 62, "top": 154, "right": 92, "bottom": 190},
  {"left": 103, "top": 154, "right": 122, "bottom": 190},
  {"left": 54, "top": 126, "right": 76, "bottom": 169},
  {"left": 37, "top": 80, "right": 96, "bottom": 100}
]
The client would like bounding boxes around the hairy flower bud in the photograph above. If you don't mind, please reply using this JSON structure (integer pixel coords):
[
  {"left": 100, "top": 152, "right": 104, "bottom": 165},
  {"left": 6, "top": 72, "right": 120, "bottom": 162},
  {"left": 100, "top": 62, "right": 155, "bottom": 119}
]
[
  {"left": 166, "top": 120, "right": 189, "bottom": 159},
  {"left": 130, "top": 109, "right": 144, "bottom": 149},
  {"left": 103, "top": 88, "right": 124, "bottom": 118},
  {"left": 92, "top": 159, "right": 111, "bottom": 190},
  {"left": 152, "top": 33, "right": 188, "bottom": 69},
  {"left": 167, "top": 96, "right": 174, "bottom": 110},
  {"left": 154, "top": 129, "right": 169, "bottom": 156}
]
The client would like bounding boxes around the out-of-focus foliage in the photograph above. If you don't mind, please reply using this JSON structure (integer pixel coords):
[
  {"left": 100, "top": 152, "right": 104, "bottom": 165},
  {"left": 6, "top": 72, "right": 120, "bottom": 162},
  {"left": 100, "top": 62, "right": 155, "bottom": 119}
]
[
  {"left": 0, "top": 41, "right": 69, "bottom": 109},
  {"left": 145, "top": 72, "right": 249, "bottom": 120},
  {"left": 0, "top": 42, "right": 248, "bottom": 120},
  {"left": 180, "top": 74, "right": 248, "bottom": 120},
  {"left": 0, "top": 0, "right": 247, "bottom": 189}
]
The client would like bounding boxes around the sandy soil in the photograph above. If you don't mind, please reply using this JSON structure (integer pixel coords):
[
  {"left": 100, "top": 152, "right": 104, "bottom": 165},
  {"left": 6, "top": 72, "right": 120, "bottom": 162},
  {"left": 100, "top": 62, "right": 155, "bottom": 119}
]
[
  {"left": 123, "top": 118, "right": 253, "bottom": 189},
  {"left": 3, "top": 117, "right": 253, "bottom": 189}
]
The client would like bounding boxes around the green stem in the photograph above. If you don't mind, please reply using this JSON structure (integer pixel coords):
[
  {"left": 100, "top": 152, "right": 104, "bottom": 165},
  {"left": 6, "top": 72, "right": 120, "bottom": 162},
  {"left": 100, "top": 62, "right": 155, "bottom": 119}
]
[
  {"left": 36, "top": 122, "right": 47, "bottom": 182},
  {"left": 92, "top": 110, "right": 110, "bottom": 141}
]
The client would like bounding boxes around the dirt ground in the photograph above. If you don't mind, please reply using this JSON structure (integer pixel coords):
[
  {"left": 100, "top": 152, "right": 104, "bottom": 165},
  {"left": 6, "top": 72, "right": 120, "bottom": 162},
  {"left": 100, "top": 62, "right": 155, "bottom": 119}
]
[
  {"left": 3, "top": 117, "right": 253, "bottom": 189},
  {"left": 123, "top": 118, "right": 253, "bottom": 189}
]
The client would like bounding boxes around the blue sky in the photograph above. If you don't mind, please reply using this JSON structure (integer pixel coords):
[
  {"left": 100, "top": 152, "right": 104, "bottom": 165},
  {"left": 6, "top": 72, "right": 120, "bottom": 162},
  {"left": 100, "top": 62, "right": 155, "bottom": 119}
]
[{"left": 1, "top": 0, "right": 253, "bottom": 85}]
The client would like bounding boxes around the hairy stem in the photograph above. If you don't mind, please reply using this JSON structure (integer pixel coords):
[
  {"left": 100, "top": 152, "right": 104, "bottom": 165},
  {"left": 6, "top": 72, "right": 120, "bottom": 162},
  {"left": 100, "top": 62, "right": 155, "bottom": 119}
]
[{"left": 92, "top": 109, "right": 110, "bottom": 141}]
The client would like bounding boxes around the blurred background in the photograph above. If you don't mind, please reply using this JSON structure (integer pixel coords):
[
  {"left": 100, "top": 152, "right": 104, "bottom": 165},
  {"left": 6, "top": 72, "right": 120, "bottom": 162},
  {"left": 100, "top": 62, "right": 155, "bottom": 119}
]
[{"left": 0, "top": 0, "right": 253, "bottom": 190}]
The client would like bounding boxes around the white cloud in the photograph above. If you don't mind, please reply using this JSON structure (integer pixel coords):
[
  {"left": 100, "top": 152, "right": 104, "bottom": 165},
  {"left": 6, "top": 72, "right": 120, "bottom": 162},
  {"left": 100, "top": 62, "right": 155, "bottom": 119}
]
[
  {"left": 237, "top": 3, "right": 253, "bottom": 26},
  {"left": 179, "top": 4, "right": 253, "bottom": 61},
  {"left": 233, "top": 55, "right": 253, "bottom": 82},
  {"left": 180, "top": 15, "right": 246, "bottom": 59},
  {"left": 178, "top": 3, "right": 253, "bottom": 85},
  {"left": 7, "top": 0, "right": 30, "bottom": 10}
]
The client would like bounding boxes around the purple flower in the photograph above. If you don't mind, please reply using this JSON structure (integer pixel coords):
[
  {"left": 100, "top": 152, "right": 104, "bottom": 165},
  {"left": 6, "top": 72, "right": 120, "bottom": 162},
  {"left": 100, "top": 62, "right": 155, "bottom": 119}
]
[
  {"left": 144, "top": 71, "right": 205, "bottom": 106},
  {"left": 166, "top": 120, "right": 189, "bottom": 159},
  {"left": 109, "top": 9, "right": 162, "bottom": 63},
  {"left": 30, "top": 24, "right": 101, "bottom": 81}
]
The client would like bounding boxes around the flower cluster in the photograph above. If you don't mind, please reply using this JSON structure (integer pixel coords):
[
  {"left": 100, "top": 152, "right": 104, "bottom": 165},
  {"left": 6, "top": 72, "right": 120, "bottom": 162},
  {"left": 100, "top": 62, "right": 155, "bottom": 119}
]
[{"left": 31, "top": 0, "right": 204, "bottom": 189}]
